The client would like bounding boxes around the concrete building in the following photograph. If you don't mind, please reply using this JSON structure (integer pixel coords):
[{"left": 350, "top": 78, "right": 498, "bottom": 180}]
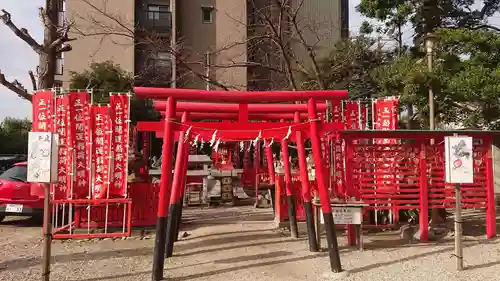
[{"left": 57, "top": 0, "right": 348, "bottom": 90}]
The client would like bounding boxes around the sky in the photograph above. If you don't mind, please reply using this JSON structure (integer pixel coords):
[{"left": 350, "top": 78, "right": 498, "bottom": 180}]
[
  {"left": 4, "top": 0, "right": 478, "bottom": 122},
  {"left": 0, "top": 0, "right": 44, "bottom": 121}
]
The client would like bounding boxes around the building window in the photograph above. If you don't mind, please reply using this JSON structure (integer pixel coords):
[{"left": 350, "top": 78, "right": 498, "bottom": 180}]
[
  {"left": 148, "top": 4, "right": 169, "bottom": 20},
  {"left": 156, "top": 52, "right": 171, "bottom": 66},
  {"left": 147, "top": 52, "right": 171, "bottom": 68},
  {"left": 201, "top": 6, "right": 214, "bottom": 24}
]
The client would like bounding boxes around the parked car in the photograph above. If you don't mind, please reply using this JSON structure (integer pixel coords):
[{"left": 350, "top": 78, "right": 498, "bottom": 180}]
[
  {"left": 0, "top": 162, "right": 44, "bottom": 222},
  {"left": 0, "top": 154, "right": 27, "bottom": 173}
]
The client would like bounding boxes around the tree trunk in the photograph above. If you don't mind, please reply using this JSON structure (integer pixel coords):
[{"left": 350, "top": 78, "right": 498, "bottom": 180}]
[{"left": 38, "top": 0, "right": 60, "bottom": 90}]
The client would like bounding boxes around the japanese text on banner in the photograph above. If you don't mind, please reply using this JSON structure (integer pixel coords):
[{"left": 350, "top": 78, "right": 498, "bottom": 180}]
[
  {"left": 110, "top": 94, "right": 130, "bottom": 197},
  {"left": 32, "top": 91, "right": 54, "bottom": 132},
  {"left": 374, "top": 98, "right": 399, "bottom": 191},
  {"left": 92, "top": 106, "right": 111, "bottom": 199},
  {"left": 343, "top": 101, "right": 366, "bottom": 197},
  {"left": 375, "top": 99, "right": 398, "bottom": 145},
  {"left": 331, "top": 100, "right": 345, "bottom": 197},
  {"left": 54, "top": 96, "right": 69, "bottom": 199},
  {"left": 68, "top": 92, "right": 90, "bottom": 199}
]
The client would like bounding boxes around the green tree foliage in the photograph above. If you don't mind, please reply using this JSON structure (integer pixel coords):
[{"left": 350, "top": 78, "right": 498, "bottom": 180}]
[
  {"left": 357, "top": 0, "right": 500, "bottom": 38},
  {"left": 302, "top": 36, "right": 387, "bottom": 99},
  {"left": 436, "top": 28, "right": 500, "bottom": 129},
  {"left": 69, "top": 61, "right": 159, "bottom": 124},
  {"left": 372, "top": 28, "right": 500, "bottom": 129},
  {"left": 357, "top": 0, "right": 500, "bottom": 129},
  {"left": 0, "top": 117, "right": 32, "bottom": 154}
]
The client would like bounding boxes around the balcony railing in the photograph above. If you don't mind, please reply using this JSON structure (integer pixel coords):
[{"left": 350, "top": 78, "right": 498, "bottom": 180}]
[{"left": 139, "top": 11, "right": 172, "bottom": 32}]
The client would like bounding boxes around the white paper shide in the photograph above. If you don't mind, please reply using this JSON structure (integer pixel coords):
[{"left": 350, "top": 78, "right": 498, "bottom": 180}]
[
  {"left": 27, "top": 132, "right": 59, "bottom": 183},
  {"left": 444, "top": 136, "right": 474, "bottom": 184}
]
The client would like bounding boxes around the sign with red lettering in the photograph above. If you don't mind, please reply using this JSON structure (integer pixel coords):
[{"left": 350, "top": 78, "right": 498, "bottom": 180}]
[
  {"left": 68, "top": 92, "right": 90, "bottom": 199},
  {"left": 54, "top": 96, "right": 70, "bottom": 199},
  {"left": 32, "top": 91, "right": 54, "bottom": 132},
  {"left": 110, "top": 94, "right": 130, "bottom": 197},
  {"left": 91, "top": 106, "right": 111, "bottom": 199}
]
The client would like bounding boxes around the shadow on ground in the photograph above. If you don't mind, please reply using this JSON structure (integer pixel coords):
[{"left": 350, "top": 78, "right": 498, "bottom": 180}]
[
  {"left": 0, "top": 216, "right": 42, "bottom": 227},
  {"left": 0, "top": 230, "right": 295, "bottom": 271}
]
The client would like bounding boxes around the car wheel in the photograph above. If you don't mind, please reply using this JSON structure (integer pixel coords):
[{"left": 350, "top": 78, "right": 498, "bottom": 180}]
[{"left": 0, "top": 215, "right": 5, "bottom": 223}]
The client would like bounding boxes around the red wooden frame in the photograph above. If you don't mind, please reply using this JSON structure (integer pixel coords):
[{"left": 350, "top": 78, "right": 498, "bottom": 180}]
[
  {"left": 154, "top": 101, "right": 329, "bottom": 113},
  {"left": 136, "top": 87, "right": 348, "bottom": 102}
]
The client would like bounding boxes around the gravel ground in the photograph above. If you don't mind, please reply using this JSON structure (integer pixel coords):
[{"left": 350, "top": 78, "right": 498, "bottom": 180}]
[{"left": 1, "top": 206, "right": 499, "bottom": 281}]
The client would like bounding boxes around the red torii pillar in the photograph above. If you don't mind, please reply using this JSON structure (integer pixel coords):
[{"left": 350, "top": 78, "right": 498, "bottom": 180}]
[
  {"left": 307, "top": 98, "right": 343, "bottom": 273},
  {"left": 165, "top": 112, "right": 189, "bottom": 258},
  {"left": 295, "top": 112, "right": 318, "bottom": 252},
  {"left": 134, "top": 87, "right": 348, "bottom": 279},
  {"left": 151, "top": 97, "right": 175, "bottom": 281},
  {"left": 280, "top": 120, "right": 299, "bottom": 239}
]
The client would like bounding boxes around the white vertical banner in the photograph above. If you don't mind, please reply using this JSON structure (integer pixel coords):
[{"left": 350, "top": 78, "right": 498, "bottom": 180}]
[{"left": 445, "top": 136, "right": 474, "bottom": 184}]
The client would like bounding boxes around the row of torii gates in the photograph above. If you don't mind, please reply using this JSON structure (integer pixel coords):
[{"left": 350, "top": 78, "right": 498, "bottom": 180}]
[{"left": 133, "top": 87, "right": 497, "bottom": 280}]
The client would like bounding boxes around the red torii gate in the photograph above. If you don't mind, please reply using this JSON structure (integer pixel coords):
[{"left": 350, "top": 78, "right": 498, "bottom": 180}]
[
  {"left": 137, "top": 102, "right": 341, "bottom": 251},
  {"left": 134, "top": 87, "right": 349, "bottom": 281},
  {"left": 140, "top": 102, "right": 340, "bottom": 244}
]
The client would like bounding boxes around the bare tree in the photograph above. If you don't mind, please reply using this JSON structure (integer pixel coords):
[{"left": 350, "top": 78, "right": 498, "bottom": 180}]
[{"left": 0, "top": 0, "right": 74, "bottom": 102}]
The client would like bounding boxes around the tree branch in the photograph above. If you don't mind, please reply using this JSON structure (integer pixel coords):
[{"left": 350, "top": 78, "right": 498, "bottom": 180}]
[
  {"left": 0, "top": 71, "right": 32, "bottom": 102},
  {"left": 28, "top": 71, "right": 37, "bottom": 91},
  {"left": 0, "top": 9, "right": 44, "bottom": 54},
  {"left": 471, "top": 24, "right": 500, "bottom": 32}
]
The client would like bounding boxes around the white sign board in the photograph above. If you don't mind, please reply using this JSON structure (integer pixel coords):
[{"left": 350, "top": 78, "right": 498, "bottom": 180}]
[
  {"left": 27, "top": 132, "right": 59, "bottom": 183},
  {"left": 444, "top": 136, "right": 474, "bottom": 184},
  {"left": 321, "top": 206, "right": 362, "bottom": 225}
]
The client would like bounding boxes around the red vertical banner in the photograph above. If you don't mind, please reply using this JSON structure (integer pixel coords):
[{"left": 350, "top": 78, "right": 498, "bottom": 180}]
[
  {"left": 54, "top": 96, "right": 70, "bottom": 199},
  {"left": 343, "top": 101, "right": 363, "bottom": 198},
  {"left": 142, "top": 132, "right": 150, "bottom": 177},
  {"left": 32, "top": 91, "right": 54, "bottom": 132},
  {"left": 68, "top": 92, "right": 90, "bottom": 199},
  {"left": 129, "top": 124, "right": 137, "bottom": 155},
  {"left": 344, "top": 101, "right": 361, "bottom": 130},
  {"left": 360, "top": 104, "right": 369, "bottom": 130},
  {"left": 91, "top": 106, "right": 111, "bottom": 199},
  {"left": 375, "top": 98, "right": 398, "bottom": 144},
  {"left": 65, "top": 96, "right": 74, "bottom": 199},
  {"left": 320, "top": 138, "right": 331, "bottom": 169},
  {"left": 110, "top": 94, "right": 130, "bottom": 197},
  {"left": 254, "top": 141, "right": 261, "bottom": 174},
  {"left": 331, "top": 100, "right": 344, "bottom": 197},
  {"left": 374, "top": 98, "right": 399, "bottom": 192}
]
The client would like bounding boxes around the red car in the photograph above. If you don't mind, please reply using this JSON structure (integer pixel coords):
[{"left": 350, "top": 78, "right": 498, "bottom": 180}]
[{"left": 0, "top": 162, "right": 44, "bottom": 222}]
